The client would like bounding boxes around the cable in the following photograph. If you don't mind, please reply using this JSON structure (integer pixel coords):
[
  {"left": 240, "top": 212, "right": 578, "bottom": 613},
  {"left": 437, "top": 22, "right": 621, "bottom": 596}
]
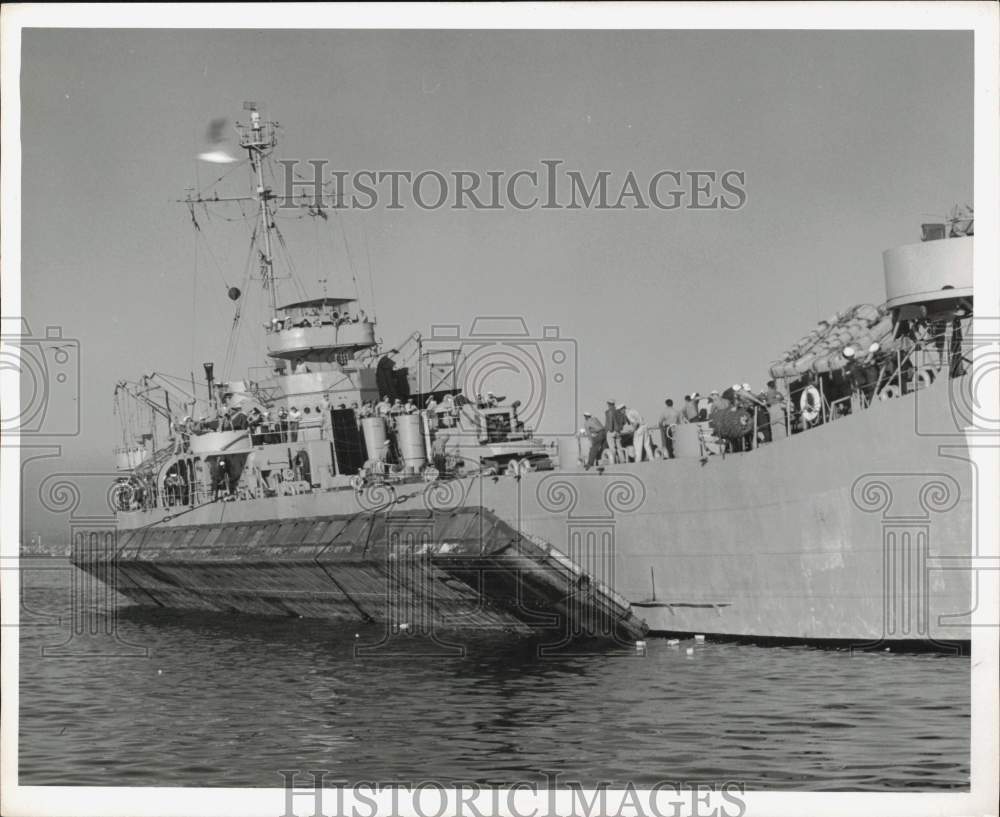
[
  {"left": 330, "top": 206, "right": 361, "bottom": 304},
  {"left": 365, "top": 225, "right": 376, "bottom": 321},
  {"left": 223, "top": 227, "right": 259, "bottom": 380}
]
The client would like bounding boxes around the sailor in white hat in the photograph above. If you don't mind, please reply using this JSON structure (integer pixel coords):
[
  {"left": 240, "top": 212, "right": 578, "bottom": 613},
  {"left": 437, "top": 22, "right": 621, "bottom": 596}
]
[{"left": 694, "top": 391, "right": 711, "bottom": 421}]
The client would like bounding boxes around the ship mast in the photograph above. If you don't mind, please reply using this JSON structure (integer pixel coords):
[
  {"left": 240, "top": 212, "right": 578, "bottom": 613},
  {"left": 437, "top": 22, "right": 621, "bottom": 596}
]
[{"left": 237, "top": 102, "right": 279, "bottom": 316}]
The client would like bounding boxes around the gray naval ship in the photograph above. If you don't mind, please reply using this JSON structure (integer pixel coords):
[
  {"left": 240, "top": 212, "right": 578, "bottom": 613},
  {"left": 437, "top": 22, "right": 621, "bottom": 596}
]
[{"left": 75, "top": 104, "right": 974, "bottom": 648}]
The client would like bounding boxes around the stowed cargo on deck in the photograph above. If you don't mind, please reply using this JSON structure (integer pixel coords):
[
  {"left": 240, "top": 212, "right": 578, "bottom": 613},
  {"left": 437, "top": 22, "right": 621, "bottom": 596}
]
[{"left": 76, "top": 505, "right": 648, "bottom": 643}]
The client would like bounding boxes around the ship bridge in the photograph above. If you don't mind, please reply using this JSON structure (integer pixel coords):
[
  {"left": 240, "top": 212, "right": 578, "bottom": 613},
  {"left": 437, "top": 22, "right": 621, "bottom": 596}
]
[{"left": 266, "top": 297, "right": 376, "bottom": 363}]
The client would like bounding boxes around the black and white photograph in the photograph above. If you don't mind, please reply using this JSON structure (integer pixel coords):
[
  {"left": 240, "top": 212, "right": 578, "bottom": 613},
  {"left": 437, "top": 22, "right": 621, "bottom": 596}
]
[{"left": 1, "top": 4, "right": 998, "bottom": 817}]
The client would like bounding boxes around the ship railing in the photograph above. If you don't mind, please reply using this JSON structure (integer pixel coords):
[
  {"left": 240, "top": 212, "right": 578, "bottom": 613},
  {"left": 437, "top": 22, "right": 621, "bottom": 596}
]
[
  {"left": 161, "top": 486, "right": 255, "bottom": 509},
  {"left": 679, "top": 327, "right": 966, "bottom": 457},
  {"left": 265, "top": 313, "right": 367, "bottom": 333},
  {"left": 827, "top": 394, "right": 854, "bottom": 421},
  {"left": 789, "top": 331, "right": 949, "bottom": 433},
  {"left": 870, "top": 332, "right": 947, "bottom": 401},
  {"left": 249, "top": 420, "right": 331, "bottom": 445}
]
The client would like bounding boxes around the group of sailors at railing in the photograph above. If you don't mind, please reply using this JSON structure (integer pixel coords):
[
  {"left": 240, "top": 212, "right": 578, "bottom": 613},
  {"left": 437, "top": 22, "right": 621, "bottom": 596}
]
[
  {"left": 265, "top": 307, "right": 368, "bottom": 333},
  {"left": 166, "top": 389, "right": 478, "bottom": 457},
  {"left": 581, "top": 321, "right": 969, "bottom": 467}
]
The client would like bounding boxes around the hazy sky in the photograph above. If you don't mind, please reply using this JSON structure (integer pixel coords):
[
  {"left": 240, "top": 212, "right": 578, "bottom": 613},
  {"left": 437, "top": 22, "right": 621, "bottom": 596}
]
[{"left": 18, "top": 28, "right": 973, "bottom": 537}]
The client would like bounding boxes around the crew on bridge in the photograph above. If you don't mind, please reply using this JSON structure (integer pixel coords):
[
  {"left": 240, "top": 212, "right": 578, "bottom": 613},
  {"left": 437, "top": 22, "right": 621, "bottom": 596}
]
[{"left": 265, "top": 301, "right": 370, "bottom": 332}]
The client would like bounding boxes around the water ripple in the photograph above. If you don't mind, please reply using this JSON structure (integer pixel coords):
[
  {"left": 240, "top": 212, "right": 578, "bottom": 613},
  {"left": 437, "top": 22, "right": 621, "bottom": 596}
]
[{"left": 18, "top": 566, "right": 969, "bottom": 789}]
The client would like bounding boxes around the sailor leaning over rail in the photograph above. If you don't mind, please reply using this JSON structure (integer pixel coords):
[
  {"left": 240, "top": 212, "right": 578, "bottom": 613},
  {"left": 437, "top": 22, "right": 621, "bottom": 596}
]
[{"left": 625, "top": 404, "right": 654, "bottom": 463}]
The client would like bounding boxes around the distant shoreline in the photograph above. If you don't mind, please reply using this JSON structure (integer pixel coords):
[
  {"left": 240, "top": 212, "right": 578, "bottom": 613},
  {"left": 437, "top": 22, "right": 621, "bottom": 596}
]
[{"left": 19, "top": 547, "right": 72, "bottom": 558}]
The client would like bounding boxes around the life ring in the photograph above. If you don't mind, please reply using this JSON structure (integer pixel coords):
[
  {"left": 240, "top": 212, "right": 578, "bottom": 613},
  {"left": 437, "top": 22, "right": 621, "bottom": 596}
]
[
  {"left": 112, "top": 483, "right": 134, "bottom": 511},
  {"left": 281, "top": 467, "right": 295, "bottom": 481},
  {"left": 422, "top": 466, "right": 439, "bottom": 483},
  {"left": 878, "top": 385, "right": 900, "bottom": 401},
  {"left": 800, "top": 385, "right": 821, "bottom": 423}
]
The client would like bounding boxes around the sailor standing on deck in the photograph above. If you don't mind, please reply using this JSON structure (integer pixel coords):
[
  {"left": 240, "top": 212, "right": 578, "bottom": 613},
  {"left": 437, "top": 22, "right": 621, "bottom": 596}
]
[
  {"left": 288, "top": 406, "right": 301, "bottom": 441},
  {"left": 658, "top": 399, "right": 681, "bottom": 458},
  {"left": 213, "top": 456, "right": 231, "bottom": 500},
  {"left": 739, "top": 383, "right": 764, "bottom": 450},
  {"left": 604, "top": 400, "right": 623, "bottom": 464},
  {"left": 765, "top": 380, "right": 788, "bottom": 440},
  {"left": 625, "top": 405, "right": 654, "bottom": 462},
  {"left": 247, "top": 407, "right": 262, "bottom": 443},
  {"left": 682, "top": 394, "right": 699, "bottom": 423},
  {"left": 320, "top": 394, "right": 333, "bottom": 439},
  {"left": 425, "top": 396, "right": 439, "bottom": 429},
  {"left": 582, "top": 412, "right": 606, "bottom": 469},
  {"left": 164, "top": 472, "right": 182, "bottom": 506},
  {"left": 695, "top": 392, "right": 712, "bottom": 421}
]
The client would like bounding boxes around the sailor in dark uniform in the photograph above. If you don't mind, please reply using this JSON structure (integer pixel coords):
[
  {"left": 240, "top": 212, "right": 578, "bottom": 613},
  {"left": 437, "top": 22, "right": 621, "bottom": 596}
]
[{"left": 214, "top": 456, "right": 231, "bottom": 500}]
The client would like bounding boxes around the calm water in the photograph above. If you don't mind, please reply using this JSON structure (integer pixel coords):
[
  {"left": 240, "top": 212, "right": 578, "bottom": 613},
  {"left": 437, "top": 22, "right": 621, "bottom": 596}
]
[{"left": 18, "top": 560, "right": 969, "bottom": 790}]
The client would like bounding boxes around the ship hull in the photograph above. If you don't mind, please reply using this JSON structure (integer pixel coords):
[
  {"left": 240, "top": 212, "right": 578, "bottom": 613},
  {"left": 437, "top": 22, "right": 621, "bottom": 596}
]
[{"left": 79, "top": 378, "right": 973, "bottom": 645}]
